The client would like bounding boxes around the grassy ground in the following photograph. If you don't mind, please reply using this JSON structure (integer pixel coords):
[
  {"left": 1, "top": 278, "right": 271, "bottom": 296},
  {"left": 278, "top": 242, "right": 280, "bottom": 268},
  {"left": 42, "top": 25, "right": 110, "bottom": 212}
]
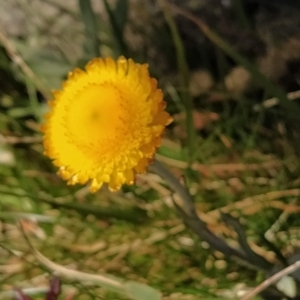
[{"left": 1, "top": 0, "right": 300, "bottom": 299}]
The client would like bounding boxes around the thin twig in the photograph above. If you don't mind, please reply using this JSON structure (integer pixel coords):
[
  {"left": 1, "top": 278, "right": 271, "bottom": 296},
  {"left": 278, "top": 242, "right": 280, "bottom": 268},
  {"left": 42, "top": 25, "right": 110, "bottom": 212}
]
[
  {"left": 265, "top": 199, "right": 296, "bottom": 242},
  {"left": 253, "top": 90, "right": 300, "bottom": 112},
  {"left": 241, "top": 260, "right": 300, "bottom": 300},
  {"left": 0, "top": 29, "right": 51, "bottom": 99}
]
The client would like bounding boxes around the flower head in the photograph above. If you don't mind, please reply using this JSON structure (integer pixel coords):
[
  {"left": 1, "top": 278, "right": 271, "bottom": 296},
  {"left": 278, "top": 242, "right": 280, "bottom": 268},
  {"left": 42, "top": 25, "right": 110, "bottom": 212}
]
[{"left": 42, "top": 56, "right": 172, "bottom": 192}]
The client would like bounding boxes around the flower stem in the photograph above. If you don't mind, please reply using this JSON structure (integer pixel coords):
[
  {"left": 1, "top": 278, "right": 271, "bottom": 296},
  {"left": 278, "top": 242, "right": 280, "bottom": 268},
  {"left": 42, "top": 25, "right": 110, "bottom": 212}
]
[{"left": 151, "top": 159, "right": 251, "bottom": 262}]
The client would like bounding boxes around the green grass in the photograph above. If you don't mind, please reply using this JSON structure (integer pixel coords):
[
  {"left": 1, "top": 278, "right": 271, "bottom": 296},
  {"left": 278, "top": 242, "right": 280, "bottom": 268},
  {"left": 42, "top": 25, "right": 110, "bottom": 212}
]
[{"left": 1, "top": 0, "right": 300, "bottom": 299}]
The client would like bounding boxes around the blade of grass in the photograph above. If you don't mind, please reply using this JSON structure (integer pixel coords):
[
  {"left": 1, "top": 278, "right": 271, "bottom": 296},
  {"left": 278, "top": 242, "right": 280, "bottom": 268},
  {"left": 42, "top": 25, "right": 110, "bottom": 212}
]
[
  {"left": 25, "top": 77, "right": 42, "bottom": 123},
  {"left": 159, "top": 0, "right": 196, "bottom": 163},
  {"left": 38, "top": 196, "right": 149, "bottom": 224},
  {"left": 0, "top": 29, "right": 51, "bottom": 99},
  {"left": 0, "top": 185, "right": 148, "bottom": 224},
  {"left": 115, "top": 0, "right": 129, "bottom": 36},
  {"left": 168, "top": 2, "right": 300, "bottom": 119},
  {"left": 78, "top": 0, "right": 100, "bottom": 57},
  {"left": 102, "top": 0, "right": 129, "bottom": 57},
  {"left": 20, "top": 226, "right": 162, "bottom": 300},
  {"left": 0, "top": 211, "right": 55, "bottom": 223},
  {"left": 232, "top": 0, "right": 251, "bottom": 30},
  {"left": 0, "top": 287, "right": 50, "bottom": 299}
]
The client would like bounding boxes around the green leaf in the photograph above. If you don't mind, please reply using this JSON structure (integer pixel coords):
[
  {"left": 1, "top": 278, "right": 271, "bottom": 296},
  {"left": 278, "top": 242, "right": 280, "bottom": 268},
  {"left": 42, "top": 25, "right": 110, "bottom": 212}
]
[
  {"left": 161, "top": 3, "right": 196, "bottom": 163},
  {"left": 157, "top": 145, "right": 189, "bottom": 161},
  {"left": 79, "top": 0, "right": 101, "bottom": 57},
  {"left": 0, "top": 186, "right": 149, "bottom": 223},
  {"left": 14, "top": 44, "right": 71, "bottom": 90},
  {"left": 39, "top": 197, "right": 149, "bottom": 224},
  {"left": 115, "top": 0, "right": 129, "bottom": 33},
  {"left": 102, "top": 0, "right": 129, "bottom": 57},
  {"left": 126, "top": 281, "right": 161, "bottom": 300},
  {"left": 8, "top": 107, "right": 33, "bottom": 118}
]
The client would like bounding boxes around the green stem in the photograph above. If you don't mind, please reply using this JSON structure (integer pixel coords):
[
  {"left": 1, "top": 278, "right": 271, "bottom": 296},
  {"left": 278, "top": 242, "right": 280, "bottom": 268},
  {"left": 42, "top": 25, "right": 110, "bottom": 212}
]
[
  {"left": 161, "top": 0, "right": 196, "bottom": 162},
  {"left": 151, "top": 159, "right": 252, "bottom": 263},
  {"left": 78, "top": 0, "right": 100, "bottom": 57},
  {"left": 232, "top": 0, "right": 251, "bottom": 30}
]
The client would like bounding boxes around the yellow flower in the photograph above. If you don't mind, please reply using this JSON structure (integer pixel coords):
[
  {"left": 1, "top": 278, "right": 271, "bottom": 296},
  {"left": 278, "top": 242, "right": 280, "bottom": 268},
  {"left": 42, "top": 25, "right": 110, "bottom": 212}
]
[{"left": 42, "top": 56, "right": 172, "bottom": 192}]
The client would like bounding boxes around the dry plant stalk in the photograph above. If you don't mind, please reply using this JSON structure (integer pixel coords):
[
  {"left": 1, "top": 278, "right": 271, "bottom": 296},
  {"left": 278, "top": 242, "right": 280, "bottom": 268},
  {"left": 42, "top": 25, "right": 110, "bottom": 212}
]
[
  {"left": 241, "top": 260, "right": 300, "bottom": 300},
  {"left": 0, "top": 29, "right": 51, "bottom": 99}
]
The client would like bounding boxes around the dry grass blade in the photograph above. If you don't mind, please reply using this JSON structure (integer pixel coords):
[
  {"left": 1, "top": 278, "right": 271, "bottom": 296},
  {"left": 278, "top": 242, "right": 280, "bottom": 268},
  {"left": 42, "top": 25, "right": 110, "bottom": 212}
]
[
  {"left": 156, "top": 154, "right": 282, "bottom": 178},
  {"left": 0, "top": 29, "right": 51, "bottom": 99},
  {"left": 241, "top": 260, "right": 300, "bottom": 300},
  {"left": 25, "top": 241, "right": 127, "bottom": 292},
  {"left": 0, "top": 135, "right": 42, "bottom": 144},
  {"left": 253, "top": 90, "right": 300, "bottom": 111},
  {"left": 207, "top": 189, "right": 300, "bottom": 220},
  {"left": 91, "top": 224, "right": 185, "bottom": 261},
  {"left": 0, "top": 286, "right": 50, "bottom": 299},
  {"left": 193, "top": 190, "right": 300, "bottom": 240},
  {"left": 19, "top": 223, "right": 162, "bottom": 300}
]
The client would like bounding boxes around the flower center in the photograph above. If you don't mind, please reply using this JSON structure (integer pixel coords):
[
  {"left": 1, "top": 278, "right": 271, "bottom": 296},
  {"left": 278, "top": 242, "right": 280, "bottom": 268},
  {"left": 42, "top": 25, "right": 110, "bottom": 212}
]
[{"left": 66, "top": 83, "right": 129, "bottom": 155}]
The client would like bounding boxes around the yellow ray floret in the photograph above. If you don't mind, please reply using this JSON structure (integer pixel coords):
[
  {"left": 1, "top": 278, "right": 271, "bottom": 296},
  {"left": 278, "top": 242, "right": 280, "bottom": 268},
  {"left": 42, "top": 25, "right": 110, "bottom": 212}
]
[{"left": 42, "top": 56, "right": 172, "bottom": 192}]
